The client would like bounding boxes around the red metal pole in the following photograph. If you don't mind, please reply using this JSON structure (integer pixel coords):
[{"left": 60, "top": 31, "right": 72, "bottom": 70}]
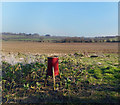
[
  {"left": 44, "top": 56, "right": 59, "bottom": 89},
  {"left": 47, "top": 56, "right": 59, "bottom": 76}
]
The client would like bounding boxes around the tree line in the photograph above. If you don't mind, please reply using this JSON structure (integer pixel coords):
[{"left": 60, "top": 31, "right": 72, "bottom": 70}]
[{"left": 2, "top": 32, "right": 119, "bottom": 43}]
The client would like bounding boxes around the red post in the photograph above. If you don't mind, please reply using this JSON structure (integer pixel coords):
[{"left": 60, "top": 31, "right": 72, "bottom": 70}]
[
  {"left": 47, "top": 56, "right": 59, "bottom": 76},
  {"left": 44, "top": 56, "right": 59, "bottom": 90}
]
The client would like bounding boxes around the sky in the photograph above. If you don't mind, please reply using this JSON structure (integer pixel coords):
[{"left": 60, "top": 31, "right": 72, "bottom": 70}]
[
  {"left": 1, "top": 0, "right": 119, "bottom": 2},
  {"left": 2, "top": 2, "right": 118, "bottom": 37}
]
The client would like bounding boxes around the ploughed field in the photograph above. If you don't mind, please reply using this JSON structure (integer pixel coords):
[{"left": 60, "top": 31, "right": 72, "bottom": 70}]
[
  {"left": 2, "top": 41, "right": 118, "bottom": 54},
  {"left": 1, "top": 41, "right": 120, "bottom": 104}
]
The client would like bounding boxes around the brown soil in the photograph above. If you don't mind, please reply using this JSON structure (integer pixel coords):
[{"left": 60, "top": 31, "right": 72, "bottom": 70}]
[{"left": 2, "top": 41, "right": 118, "bottom": 54}]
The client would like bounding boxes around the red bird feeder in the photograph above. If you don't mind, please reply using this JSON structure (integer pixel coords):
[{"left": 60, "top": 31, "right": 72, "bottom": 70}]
[
  {"left": 44, "top": 56, "right": 60, "bottom": 90},
  {"left": 47, "top": 56, "right": 59, "bottom": 76}
]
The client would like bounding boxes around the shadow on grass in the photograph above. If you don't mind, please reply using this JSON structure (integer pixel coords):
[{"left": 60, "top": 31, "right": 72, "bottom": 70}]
[
  {"left": 2, "top": 62, "right": 120, "bottom": 104},
  {"left": 2, "top": 85, "right": 120, "bottom": 104}
]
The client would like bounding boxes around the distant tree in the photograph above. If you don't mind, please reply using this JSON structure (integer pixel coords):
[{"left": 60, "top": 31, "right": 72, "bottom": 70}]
[
  {"left": 33, "top": 33, "right": 39, "bottom": 36},
  {"left": 111, "top": 40, "right": 116, "bottom": 43},
  {"left": 45, "top": 34, "right": 51, "bottom": 37},
  {"left": 106, "top": 39, "right": 111, "bottom": 42}
]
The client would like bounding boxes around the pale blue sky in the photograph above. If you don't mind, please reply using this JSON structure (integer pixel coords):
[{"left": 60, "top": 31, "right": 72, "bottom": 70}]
[{"left": 2, "top": 2, "right": 118, "bottom": 37}]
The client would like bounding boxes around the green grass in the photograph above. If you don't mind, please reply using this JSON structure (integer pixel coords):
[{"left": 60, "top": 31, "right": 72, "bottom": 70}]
[{"left": 2, "top": 53, "right": 120, "bottom": 104}]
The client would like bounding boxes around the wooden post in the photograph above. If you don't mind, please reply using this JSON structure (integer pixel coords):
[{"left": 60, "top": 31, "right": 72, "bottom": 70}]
[{"left": 52, "top": 66, "right": 56, "bottom": 90}]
